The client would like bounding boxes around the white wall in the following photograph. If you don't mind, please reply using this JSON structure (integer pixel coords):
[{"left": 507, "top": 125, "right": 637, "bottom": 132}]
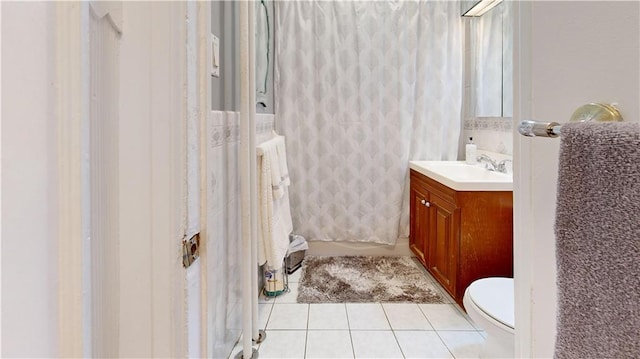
[
  {"left": 211, "top": 1, "right": 239, "bottom": 112},
  {"left": 211, "top": 1, "right": 273, "bottom": 114},
  {"left": 514, "top": 1, "right": 639, "bottom": 356},
  {"left": 1, "top": 3, "right": 59, "bottom": 357}
]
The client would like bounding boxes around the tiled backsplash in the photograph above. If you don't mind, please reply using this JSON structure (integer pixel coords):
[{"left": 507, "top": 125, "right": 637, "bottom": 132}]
[
  {"left": 209, "top": 112, "right": 275, "bottom": 147},
  {"left": 463, "top": 117, "right": 513, "bottom": 155}
]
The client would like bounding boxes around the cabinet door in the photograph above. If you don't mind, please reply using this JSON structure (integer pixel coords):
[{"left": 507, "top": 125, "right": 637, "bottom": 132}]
[
  {"left": 409, "top": 184, "right": 429, "bottom": 265},
  {"left": 427, "top": 192, "right": 459, "bottom": 297}
]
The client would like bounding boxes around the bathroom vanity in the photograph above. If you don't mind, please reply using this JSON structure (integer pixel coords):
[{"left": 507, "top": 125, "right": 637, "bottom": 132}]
[{"left": 409, "top": 161, "right": 513, "bottom": 308}]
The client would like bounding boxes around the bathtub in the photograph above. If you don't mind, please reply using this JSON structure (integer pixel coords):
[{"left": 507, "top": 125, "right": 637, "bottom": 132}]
[{"left": 306, "top": 237, "right": 412, "bottom": 257}]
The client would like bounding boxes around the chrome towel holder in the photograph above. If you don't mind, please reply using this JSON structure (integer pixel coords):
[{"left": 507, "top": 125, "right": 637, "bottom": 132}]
[{"left": 518, "top": 103, "right": 623, "bottom": 138}]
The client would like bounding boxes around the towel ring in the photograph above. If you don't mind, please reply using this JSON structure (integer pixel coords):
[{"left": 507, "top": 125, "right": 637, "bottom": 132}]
[{"left": 518, "top": 103, "right": 623, "bottom": 138}]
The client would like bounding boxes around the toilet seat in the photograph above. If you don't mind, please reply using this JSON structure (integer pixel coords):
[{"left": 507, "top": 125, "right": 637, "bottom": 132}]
[{"left": 466, "top": 277, "right": 514, "bottom": 330}]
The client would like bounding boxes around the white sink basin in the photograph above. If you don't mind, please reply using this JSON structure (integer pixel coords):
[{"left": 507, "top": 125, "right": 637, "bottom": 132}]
[{"left": 409, "top": 161, "right": 513, "bottom": 191}]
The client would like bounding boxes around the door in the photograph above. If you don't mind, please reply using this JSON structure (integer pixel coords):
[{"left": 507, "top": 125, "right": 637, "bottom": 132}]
[
  {"left": 513, "top": 2, "right": 639, "bottom": 357},
  {"left": 409, "top": 179, "right": 430, "bottom": 265},
  {"left": 118, "top": 2, "right": 208, "bottom": 357},
  {"left": 427, "top": 193, "right": 458, "bottom": 297}
]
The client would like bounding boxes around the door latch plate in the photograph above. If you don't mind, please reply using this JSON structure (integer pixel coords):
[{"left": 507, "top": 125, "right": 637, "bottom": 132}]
[{"left": 182, "top": 233, "right": 200, "bottom": 268}]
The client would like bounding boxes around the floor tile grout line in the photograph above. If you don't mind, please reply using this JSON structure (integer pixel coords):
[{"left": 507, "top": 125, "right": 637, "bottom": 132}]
[
  {"left": 416, "top": 302, "right": 436, "bottom": 331},
  {"left": 344, "top": 303, "right": 357, "bottom": 359},
  {"left": 417, "top": 302, "right": 438, "bottom": 331},
  {"left": 436, "top": 330, "right": 480, "bottom": 359},
  {"left": 390, "top": 328, "right": 407, "bottom": 358},
  {"left": 381, "top": 302, "right": 407, "bottom": 358},
  {"left": 258, "top": 301, "right": 275, "bottom": 351},
  {"left": 450, "top": 302, "right": 478, "bottom": 329},
  {"left": 419, "top": 302, "right": 477, "bottom": 332},
  {"left": 303, "top": 303, "right": 310, "bottom": 359},
  {"left": 434, "top": 329, "right": 468, "bottom": 359}
]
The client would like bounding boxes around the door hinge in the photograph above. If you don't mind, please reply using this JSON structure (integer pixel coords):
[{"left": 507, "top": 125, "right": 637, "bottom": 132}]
[{"left": 182, "top": 233, "right": 200, "bottom": 268}]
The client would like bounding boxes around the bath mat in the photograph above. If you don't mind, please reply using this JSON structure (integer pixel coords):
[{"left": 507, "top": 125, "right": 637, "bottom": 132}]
[{"left": 297, "top": 256, "right": 447, "bottom": 303}]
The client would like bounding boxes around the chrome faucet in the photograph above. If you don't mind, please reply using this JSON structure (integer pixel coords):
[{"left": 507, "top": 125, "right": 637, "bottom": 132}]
[
  {"left": 476, "top": 154, "right": 498, "bottom": 171},
  {"left": 496, "top": 159, "right": 512, "bottom": 174},
  {"left": 477, "top": 154, "right": 511, "bottom": 174}
]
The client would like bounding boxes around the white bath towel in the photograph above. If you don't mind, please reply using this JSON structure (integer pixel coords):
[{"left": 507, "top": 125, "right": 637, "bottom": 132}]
[
  {"left": 263, "top": 141, "right": 284, "bottom": 200},
  {"left": 257, "top": 138, "right": 293, "bottom": 269},
  {"left": 267, "top": 135, "right": 291, "bottom": 199},
  {"left": 275, "top": 135, "right": 291, "bottom": 187}
]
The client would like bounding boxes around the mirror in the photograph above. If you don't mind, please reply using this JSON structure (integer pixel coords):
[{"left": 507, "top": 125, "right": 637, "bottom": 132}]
[
  {"left": 466, "top": 1, "right": 513, "bottom": 117},
  {"left": 255, "top": 0, "right": 272, "bottom": 109}
]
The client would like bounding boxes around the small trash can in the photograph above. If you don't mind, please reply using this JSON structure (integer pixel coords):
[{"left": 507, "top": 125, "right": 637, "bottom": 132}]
[
  {"left": 285, "top": 250, "right": 306, "bottom": 274},
  {"left": 285, "top": 234, "right": 308, "bottom": 274}
]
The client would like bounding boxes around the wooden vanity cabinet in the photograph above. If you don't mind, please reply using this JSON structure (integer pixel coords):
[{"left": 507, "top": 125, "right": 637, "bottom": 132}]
[{"left": 409, "top": 169, "right": 513, "bottom": 307}]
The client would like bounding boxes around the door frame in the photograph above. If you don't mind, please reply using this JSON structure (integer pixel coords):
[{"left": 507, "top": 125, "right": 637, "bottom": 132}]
[
  {"left": 512, "top": 1, "right": 534, "bottom": 357},
  {"left": 196, "top": 1, "right": 212, "bottom": 357},
  {"left": 56, "top": 2, "right": 93, "bottom": 356},
  {"left": 56, "top": 2, "right": 125, "bottom": 356}
]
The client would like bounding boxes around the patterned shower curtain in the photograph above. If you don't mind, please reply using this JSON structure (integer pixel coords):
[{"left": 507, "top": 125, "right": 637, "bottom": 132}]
[{"left": 274, "top": 1, "right": 463, "bottom": 244}]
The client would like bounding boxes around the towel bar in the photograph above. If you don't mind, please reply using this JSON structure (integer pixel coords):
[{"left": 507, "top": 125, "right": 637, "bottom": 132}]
[
  {"left": 517, "top": 103, "right": 623, "bottom": 138},
  {"left": 256, "top": 131, "right": 282, "bottom": 156},
  {"left": 518, "top": 120, "right": 562, "bottom": 138}
]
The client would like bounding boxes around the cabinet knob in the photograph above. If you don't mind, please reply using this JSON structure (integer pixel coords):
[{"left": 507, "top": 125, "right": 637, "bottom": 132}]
[
  {"left": 425, "top": 201, "right": 431, "bottom": 207},
  {"left": 420, "top": 199, "right": 431, "bottom": 207}
]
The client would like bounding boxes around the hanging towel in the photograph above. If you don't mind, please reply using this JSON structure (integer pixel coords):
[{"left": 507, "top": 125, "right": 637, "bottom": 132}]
[
  {"left": 554, "top": 122, "right": 640, "bottom": 358},
  {"left": 267, "top": 135, "right": 291, "bottom": 199},
  {"left": 267, "top": 141, "right": 285, "bottom": 200},
  {"left": 275, "top": 136, "right": 291, "bottom": 187},
  {"left": 257, "top": 137, "right": 293, "bottom": 269}
]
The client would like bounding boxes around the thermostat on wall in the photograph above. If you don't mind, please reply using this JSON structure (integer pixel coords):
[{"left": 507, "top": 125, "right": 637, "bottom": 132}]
[{"left": 211, "top": 34, "right": 220, "bottom": 78}]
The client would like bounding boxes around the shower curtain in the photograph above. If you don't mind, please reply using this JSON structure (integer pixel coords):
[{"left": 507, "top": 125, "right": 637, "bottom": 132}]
[{"left": 274, "top": 1, "right": 463, "bottom": 244}]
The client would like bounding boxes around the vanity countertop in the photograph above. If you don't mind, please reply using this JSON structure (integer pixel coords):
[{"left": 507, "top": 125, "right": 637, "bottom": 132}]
[{"left": 409, "top": 161, "right": 513, "bottom": 191}]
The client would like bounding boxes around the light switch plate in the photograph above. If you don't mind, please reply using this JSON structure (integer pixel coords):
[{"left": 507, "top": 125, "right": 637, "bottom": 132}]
[{"left": 211, "top": 34, "right": 220, "bottom": 77}]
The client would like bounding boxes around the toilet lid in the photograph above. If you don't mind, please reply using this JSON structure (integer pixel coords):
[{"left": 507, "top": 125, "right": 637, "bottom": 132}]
[{"left": 467, "top": 277, "right": 514, "bottom": 329}]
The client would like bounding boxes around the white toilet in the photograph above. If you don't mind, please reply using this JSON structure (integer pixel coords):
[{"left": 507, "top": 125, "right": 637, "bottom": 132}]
[{"left": 463, "top": 277, "right": 514, "bottom": 358}]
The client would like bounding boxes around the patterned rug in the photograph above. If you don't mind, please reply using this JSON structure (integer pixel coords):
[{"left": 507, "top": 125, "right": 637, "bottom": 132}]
[{"left": 296, "top": 256, "right": 447, "bottom": 303}]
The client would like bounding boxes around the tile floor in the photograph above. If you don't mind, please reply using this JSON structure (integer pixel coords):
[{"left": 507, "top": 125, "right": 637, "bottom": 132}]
[{"left": 229, "top": 258, "right": 486, "bottom": 359}]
